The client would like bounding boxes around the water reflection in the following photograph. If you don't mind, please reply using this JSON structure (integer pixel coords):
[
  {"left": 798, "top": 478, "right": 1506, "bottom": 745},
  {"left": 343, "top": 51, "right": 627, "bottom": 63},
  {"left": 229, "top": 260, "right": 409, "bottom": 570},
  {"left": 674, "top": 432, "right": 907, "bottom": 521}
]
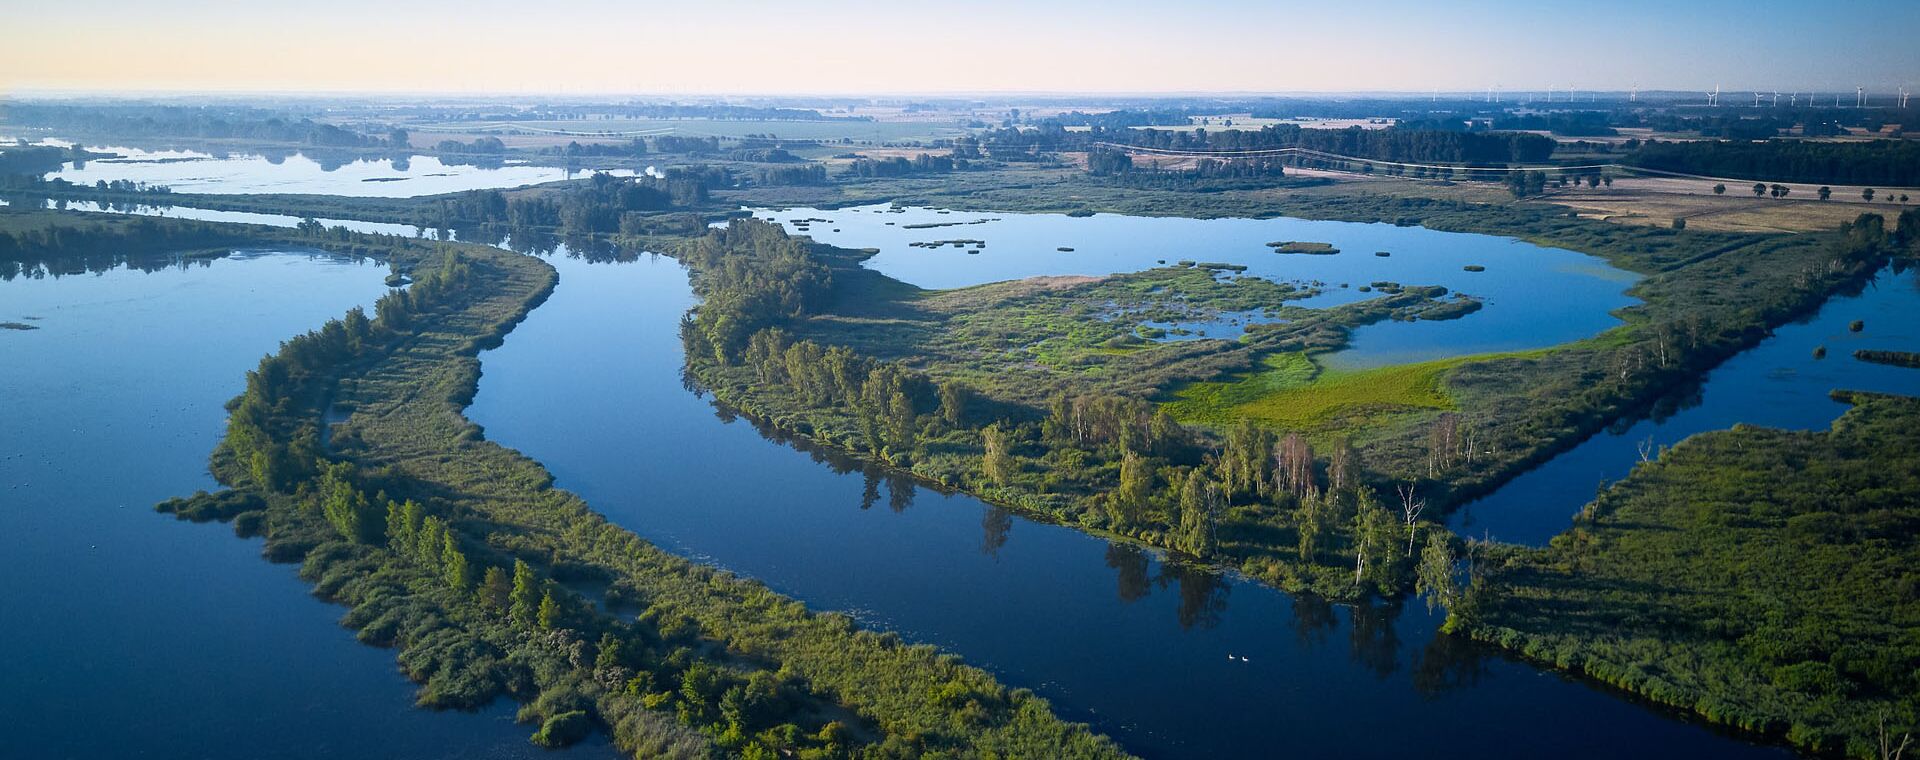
[
  {"left": 460, "top": 245, "right": 1790, "bottom": 759},
  {"left": 41, "top": 141, "right": 632, "bottom": 198},
  {"left": 1454, "top": 263, "right": 1920, "bottom": 545}
]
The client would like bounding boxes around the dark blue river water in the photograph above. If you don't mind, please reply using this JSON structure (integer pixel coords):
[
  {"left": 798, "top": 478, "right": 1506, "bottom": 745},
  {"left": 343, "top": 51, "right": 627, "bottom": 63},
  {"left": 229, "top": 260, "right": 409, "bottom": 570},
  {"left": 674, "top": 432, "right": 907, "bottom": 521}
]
[
  {"left": 466, "top": 248, "right": 1790, "bottom": 759},
  {"left": 0, "top": 251, "right": 615, "bottom": 759}
]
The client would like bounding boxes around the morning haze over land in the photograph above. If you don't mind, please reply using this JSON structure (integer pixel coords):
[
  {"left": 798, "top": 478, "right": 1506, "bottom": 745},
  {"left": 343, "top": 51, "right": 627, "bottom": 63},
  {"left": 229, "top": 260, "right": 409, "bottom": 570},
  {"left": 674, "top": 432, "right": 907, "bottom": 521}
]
[{"left": 3, "top": 2, "right": 1918, "bottom": 759}]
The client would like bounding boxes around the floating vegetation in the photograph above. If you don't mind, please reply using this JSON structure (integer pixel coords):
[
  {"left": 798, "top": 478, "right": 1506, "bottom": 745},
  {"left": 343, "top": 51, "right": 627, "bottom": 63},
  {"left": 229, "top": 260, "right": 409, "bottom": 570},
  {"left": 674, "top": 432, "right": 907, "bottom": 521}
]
[
  {"left": 1, "top": 321, "right": 39, "bottom": 331},
  {"left": 1375, "top": 251, "right": 1392, "bottom": 257},
  {"left": 901, "top": 218, "right": 999, "bottom": 230},
  {"left": 1463, "top": 264, "right": 1487, "bottom": 272},
  {"left": 1813, "top": 345, "right": 1828, "bottom": 359},
  {"left": 1267, "top": 241, "right": 1339, "bottom": 255},
  {"left": 1849, "top": 319, "right": 1865, "bottom": 332},
  {"left": 1057, "top": 247, "right": 1075, "bottom": 252},
  {"left": 1854, "top": 349, "right": 1920, "bottom": 368},
  {"left": 909, "top": 239, "right": 987, "bottom": 249}
]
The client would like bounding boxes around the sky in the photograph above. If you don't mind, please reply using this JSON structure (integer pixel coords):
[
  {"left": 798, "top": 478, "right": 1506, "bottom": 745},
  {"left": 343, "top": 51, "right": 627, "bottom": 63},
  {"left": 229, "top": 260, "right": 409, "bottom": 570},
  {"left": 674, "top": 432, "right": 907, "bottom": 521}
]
[{"left": 3, "top": 0, "right": 1916, "bottom": 96}]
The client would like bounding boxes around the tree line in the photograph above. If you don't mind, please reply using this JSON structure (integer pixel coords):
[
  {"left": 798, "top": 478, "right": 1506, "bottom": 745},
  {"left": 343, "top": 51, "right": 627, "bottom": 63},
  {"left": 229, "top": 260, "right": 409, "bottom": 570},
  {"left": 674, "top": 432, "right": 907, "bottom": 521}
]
[
  {"left": 1626, "top": 139, "right": 1920, "bottom": 187},
  {"left": 676, "top": 219, "right": 1460, "bottom": 606}
]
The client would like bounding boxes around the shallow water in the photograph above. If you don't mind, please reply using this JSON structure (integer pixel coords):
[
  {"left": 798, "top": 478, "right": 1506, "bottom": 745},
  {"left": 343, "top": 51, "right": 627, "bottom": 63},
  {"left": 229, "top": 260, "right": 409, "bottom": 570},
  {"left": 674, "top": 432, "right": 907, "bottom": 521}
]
[
  {"left": 750, "top": 205, "right": 1641, "bottom": 369},
  {"left": 0, "top": 251, "right": 606, "bottom": 758},
  {"left": 466, "top": 249, "right": 1787, "bottom": 759},
  {"left": 1451, "top": 264, "right": 1920, "bottom": 546},
  {"left": 44, "top": 142, "right": 631, "bottom": 197}
]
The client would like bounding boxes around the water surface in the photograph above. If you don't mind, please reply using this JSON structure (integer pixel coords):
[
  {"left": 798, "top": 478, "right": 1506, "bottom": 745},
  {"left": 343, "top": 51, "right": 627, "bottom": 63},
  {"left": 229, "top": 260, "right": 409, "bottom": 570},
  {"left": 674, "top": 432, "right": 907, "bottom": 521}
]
[
  {"left": 0, "top": 250, "right": 606, "bottom": 759},
  {"left": 1452, "top": 264, "right": 1920, "bottom": 545},
  {"left": 467, "top": 249, "right": 1785, "bottom": 759},
  {"left": 750, "top": 205, "right": 1641, "bottom": 368},
  {"left": 43, "top": 142, "right": 631, "bottom": 197}
]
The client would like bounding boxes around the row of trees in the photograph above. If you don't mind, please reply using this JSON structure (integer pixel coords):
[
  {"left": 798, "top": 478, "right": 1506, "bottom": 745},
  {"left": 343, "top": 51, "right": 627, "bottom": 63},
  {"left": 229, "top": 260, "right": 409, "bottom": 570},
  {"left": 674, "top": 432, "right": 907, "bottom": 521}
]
[
  {"left": 1629, "top": 139, "right": 1920, "bottom": 187},
  {"left": 224, "top": 250, "right": 476, "bottom": 492},
  {"left": 844, "top": 154, "right": 966, "bottom": 177},
  {"left": 4, "top": 103, "right": 398, "bottom": 147},
  {"left": 677, "top": 220, "right": 1455, "bottom": 604},
  {"left": 415, "top": 170, "right": 718, "bottom": 237}
]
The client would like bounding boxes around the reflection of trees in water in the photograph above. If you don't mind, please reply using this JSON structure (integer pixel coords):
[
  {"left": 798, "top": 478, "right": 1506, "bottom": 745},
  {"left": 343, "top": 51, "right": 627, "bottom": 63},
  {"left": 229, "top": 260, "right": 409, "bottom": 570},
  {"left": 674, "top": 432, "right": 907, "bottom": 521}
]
[
  {"left": 1348, "top": 600, "right": 1404, "bottom": 680},
  {"left": 1167, "top": 564, "right": 1229, "bottom": 631},
  {"left": 1104, "top": 544, "right": 1152, "bottom": 603},
  {"left": 860, "top": 470, "right": 881, "bottom": 511},
  {"left": 1289, "top": 594, "right": 1338, "bottom": 647},
  {"left": 886, "top": 475, "right": 915, "bottom": 513},
  {"left": 1100, "top": 542, "right": 1229, "bottom": 629},
  {"left": 980, "top": 506, "right": 1012, "bottom": 557},
  {"left": 1411, "top": 629, "right": 1492, "bottom": 697},
  {"left": 1, "top": 249, "right": 221, "bottom": 282}
]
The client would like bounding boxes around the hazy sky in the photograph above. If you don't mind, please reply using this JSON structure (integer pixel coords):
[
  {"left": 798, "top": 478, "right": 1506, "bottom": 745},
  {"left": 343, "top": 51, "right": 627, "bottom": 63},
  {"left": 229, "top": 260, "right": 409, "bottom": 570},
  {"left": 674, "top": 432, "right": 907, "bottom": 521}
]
[{"left": 4, "top": 0, "right": 1916, "bottom": 95}]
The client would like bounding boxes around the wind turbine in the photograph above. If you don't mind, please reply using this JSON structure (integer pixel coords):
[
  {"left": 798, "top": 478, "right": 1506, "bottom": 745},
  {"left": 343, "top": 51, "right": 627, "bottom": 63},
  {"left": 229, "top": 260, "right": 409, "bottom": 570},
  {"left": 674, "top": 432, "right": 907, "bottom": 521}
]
[
  {"left": 1773, "top": 92, "right": 1780, "bottom": 108},
  {"left": 1857, "top": 86, "right": 1865, "bottom": 107},
  {"left": 1753, "top": 92, "right": 1762, "bottom": 108},
  {"left": 1629, "top": 85, "right": 1638, "bottom": 103},
  {"left": 1708, "top": 85, "right": 1720, "bottom": 107}
]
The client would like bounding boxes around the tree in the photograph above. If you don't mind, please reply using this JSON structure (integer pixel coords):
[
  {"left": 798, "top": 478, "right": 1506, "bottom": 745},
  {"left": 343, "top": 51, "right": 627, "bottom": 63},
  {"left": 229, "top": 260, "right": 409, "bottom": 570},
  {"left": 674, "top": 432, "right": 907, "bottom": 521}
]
[
  {"left": 537, "top": 588, "right": 562, "bottom": 629},
  {"left": 1326, "top": 439, "right": 1358, "bottom": 493},
  {"left": 1865, "top": 188, "right": 1878, "bottom": 202},
  {"left": 1753, "top": 182, "right": 1767, "bottom": 197},
  {"left": 1415, "top": 532, "right": 1461, "bottom": 630},
  {"left": 479, "top": 565, "right": 511, "bottom": 610},
  {"left": 981, "top": 424, "right": 1015, "bottom": 487},
  {"left": 937, "top": 380, "right": 969, "bottom": 427},
  {"left": 1671, "top": 218, "right": 1687, "bottom": 230},
  {"left": 1273, "top": 432, "right": 1314, "bottom": 498},
  {"left": 1398, "top": 484, "right": 1427, "bottom": 556},
  {"left": 441, "top": 532, "right": 471, "bottom": 591},
  {"left": 1819, "top": 186, "right": 1833, "bottom": 201},
  {"left": 1713, "top": 183, "right": 1727, "bottom": 195},
  {"left": 1350, "top": 489, "right": 1395, "bottom": 590},
  {"left": 510, "top": 559, "right": 539, "bottom": 625},
  {"left": 1297, "top": 488, "right": 1329, "bottom": 562},
  {"left": 1177, "top": 469, "right": 1221, "bottom": 557},
  {"left": 1111, "top": 450, "right": 1153, "bottom": 528}
]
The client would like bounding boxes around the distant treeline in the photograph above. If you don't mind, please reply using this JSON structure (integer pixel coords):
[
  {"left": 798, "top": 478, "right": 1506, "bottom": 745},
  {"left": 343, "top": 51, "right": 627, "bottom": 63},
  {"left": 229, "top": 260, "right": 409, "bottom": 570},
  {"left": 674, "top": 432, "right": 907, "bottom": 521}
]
[
  {"left": 0, "top": 144, "right": 97, "bottom": 176},
  {"left": 0, "top": 214, "right": 243, "bottom": 281},
  {"left": 2, "top": 104, "right": 399, "bottom": 148},
  {"left": 978, "top": 125, "right": 1555, "bottom": 165},
  {"left": 1625, "top": 140, "right": 1920, "bottom": 187},
  {"left": 1488, "top": 111, "right": 1618, "bottom": 136},
  {"left": 434, "top": 104, "right": 867, "bottom": 122},
  {"left": 844, "top": 154, "right": 966, "bottom": 178},
  {"left": 419, "top": 170, "right": 719, "bottom": 237}
]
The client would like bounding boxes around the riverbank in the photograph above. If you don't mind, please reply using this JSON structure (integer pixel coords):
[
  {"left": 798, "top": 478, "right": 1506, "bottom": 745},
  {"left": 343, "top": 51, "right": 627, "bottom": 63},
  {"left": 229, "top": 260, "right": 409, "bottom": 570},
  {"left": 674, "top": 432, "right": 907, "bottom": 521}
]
[
  {"left": 1470, "top": 394, "right": 1920, "bottom": 758},
  {"left": 120, "top": 215, "right": 1126, "bottom": 758}
]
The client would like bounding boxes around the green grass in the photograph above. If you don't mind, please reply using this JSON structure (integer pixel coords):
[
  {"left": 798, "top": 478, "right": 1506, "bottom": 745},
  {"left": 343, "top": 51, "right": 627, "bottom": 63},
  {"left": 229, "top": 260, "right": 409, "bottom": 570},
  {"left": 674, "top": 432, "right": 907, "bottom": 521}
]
[{"left": 1166, "top": 349, "right": 1550, "bottom": 438}]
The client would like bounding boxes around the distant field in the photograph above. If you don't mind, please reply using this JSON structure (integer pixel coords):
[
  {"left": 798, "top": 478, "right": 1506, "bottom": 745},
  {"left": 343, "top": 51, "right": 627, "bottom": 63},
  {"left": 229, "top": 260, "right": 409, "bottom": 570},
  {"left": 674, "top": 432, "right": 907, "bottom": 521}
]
[{"left": 403, "top": 117, "right": 970, "bottom": 145}]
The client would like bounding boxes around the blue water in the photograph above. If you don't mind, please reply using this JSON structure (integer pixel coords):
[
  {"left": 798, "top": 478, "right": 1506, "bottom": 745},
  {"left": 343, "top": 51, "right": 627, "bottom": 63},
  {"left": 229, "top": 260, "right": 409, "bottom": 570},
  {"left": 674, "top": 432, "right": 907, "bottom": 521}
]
[
  {"left": 41, "top": 142, "right": 632, "bottom": 197},
  {"left": 0, "top": 251, "right": 612, "bottom": 759},
  {"left": 466, "top": 249, "right": 1787, "bottom": 759},
  {"left": 1451, "top": 264, "right": 1920, "bottom": 546},
  {"left": 751, "top": 205, "right": 1641, "bottom": 369}
]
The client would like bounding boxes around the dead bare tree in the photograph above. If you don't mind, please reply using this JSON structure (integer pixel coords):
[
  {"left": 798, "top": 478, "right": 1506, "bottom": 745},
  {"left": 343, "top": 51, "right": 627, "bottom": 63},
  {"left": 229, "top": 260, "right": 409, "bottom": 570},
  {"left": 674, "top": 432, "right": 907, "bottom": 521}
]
[
  {"left": 1327, "top": 439, "right": 1356, "bottom": 493},
  {"left": 1637, "top": 435, "right": 1656, "bottom": 463},
  {"left": 1274, "top": 432, "right": 1315, "bottom": 498},
  {"left": 1882, "top": 712, "right": 1913, "bottom": 760},
  {"left": 1398, "top": 483, "right": 1427, "bottom": 556}
]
